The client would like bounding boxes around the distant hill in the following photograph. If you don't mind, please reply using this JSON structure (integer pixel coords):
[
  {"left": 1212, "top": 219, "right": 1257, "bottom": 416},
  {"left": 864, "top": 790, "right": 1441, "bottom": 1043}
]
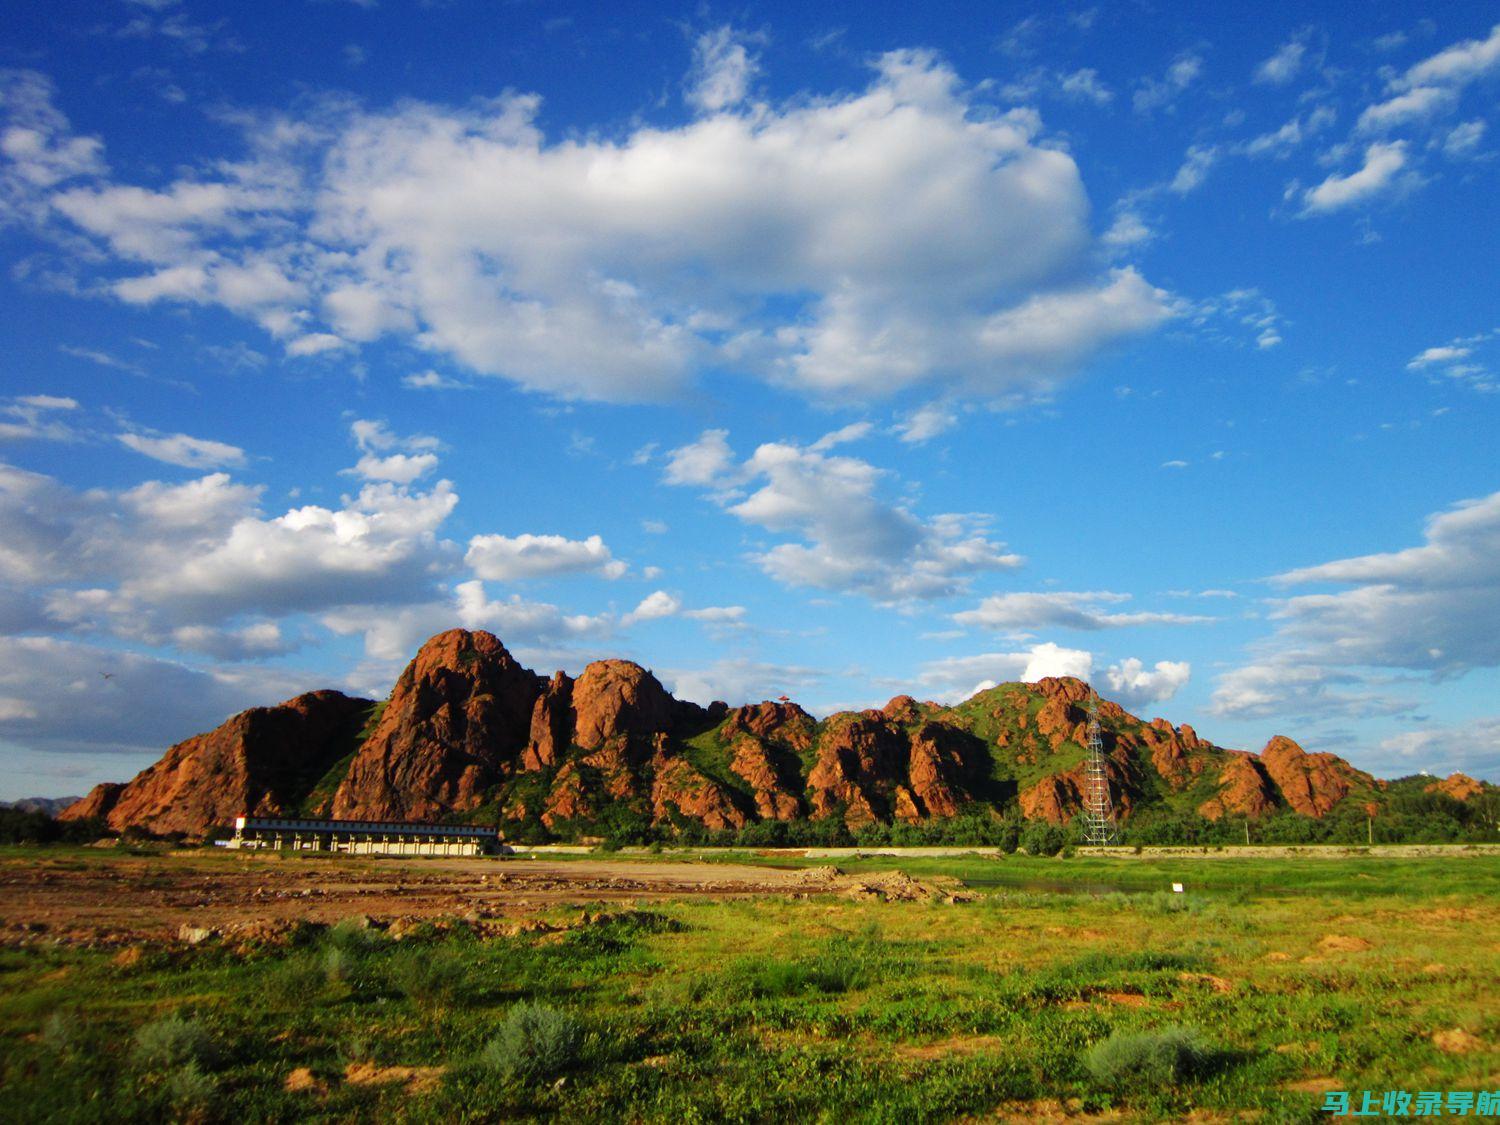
[
  {"left": 61, "top": 628, "right": 1492, "bottom": 839},
  {"left": 3, "top": 797, "right": 83, "bottom": 817}
]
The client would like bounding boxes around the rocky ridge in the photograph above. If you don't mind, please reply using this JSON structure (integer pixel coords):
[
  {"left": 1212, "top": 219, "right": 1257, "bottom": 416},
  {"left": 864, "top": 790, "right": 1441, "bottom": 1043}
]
[{"left": 62, "top": 629, "right": 1487, "bottom": 837}]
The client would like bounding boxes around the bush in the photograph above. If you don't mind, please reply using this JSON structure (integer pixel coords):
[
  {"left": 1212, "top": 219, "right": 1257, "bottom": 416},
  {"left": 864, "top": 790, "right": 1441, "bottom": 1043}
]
[
  {"left": 165, "top": 1062, "right": 217, "bottom": 1109},
  {"left": 1083, "top": 1026, "right": 1214, "bottom": 1090},
  {"left": 1019, "top": 821, "right": 1067, "bottom": 856},
  {"left": 130, "top": 1015, "right": 218, "bottom": 1072},
  {"left": 479, "top": 1003, "right": 582, "bottom": 1082}
]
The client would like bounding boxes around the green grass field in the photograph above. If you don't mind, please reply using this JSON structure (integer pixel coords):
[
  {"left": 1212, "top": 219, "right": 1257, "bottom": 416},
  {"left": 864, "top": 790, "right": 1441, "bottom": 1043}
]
[{"left": 2, "top": 850, "right": 1497, "bottom": 1122}]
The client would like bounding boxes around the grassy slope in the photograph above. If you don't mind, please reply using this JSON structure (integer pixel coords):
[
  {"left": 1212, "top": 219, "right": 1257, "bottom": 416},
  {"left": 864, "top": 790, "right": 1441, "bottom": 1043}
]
[{"left": 1, "top": 849, "right": 1497, "bottom": 1122}]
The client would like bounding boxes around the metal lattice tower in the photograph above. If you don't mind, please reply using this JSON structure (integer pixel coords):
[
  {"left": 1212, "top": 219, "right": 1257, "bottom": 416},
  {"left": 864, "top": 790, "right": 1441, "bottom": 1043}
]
[{"left": 1081, "top": 686, "right": 1118, "bottom": 846}]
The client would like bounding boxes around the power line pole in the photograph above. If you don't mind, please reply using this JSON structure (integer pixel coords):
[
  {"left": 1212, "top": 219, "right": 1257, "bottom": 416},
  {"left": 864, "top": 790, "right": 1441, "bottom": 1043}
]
[{"left": 1081, "top": 686, "right": 1117, "bottom": 847}]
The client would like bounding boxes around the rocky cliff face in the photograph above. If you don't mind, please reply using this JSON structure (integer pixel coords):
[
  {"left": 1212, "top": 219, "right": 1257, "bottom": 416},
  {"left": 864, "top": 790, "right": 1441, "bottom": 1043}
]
[
  {"left": 65, "top": 628, "right": 1481, "bottom": 838},
  {"left": 61, "top": 690, "right": 373, "bottom": 835},
  {"left": 331, "top": 629, "right": 542, "bottom": 821}
]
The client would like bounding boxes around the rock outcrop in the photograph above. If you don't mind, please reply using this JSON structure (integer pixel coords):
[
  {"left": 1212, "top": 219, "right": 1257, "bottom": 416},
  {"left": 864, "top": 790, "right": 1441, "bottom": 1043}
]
[
  {"left": 67, "top": 628, "right": 1437, "bottom": 838},
  {"left": 331, "top": 629, "right": 542, "bottom": 820},
  {"left": 61, "top": 690, "right": 373, "bottom": 836}
]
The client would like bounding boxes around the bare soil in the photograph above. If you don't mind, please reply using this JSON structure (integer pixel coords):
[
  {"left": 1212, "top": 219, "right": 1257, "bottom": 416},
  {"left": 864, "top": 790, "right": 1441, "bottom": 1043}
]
[{"left": 0, "top": 851, "right": 956, "bottom": 946}]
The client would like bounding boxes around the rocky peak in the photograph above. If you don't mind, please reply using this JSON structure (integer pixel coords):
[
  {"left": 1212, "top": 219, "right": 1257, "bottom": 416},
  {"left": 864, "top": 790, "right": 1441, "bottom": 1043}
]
[
  {"left": 331, "top": 629, "right": 543, "bottom": 820},
  {"left": 571, "top": 659, "right": 676, "bottom": 752},
  {"left": 722, "top": 700, "right": 816, "bottom": 749},
  {"left": 1257, "top": 735, "right": 1373, "bottom": 818}
]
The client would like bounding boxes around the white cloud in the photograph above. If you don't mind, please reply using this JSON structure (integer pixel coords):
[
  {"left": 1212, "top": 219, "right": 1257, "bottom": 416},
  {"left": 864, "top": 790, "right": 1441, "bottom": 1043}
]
[
  {"left": 664, "top": 657, "right": 823, "bottom": 709},
  {"left": 285, "top": 332, "right": 347, "bottom": 357},
  {"left": 401, "top": 369, "right": 467, "bottom": 390},
  {"left": 1169, "top": 145, "right": 1218, "bottom": 194},
  {"left": 464, "top": 532, "right": 626, "bottom": 581},
  {"left": 1356, "top": 86, "right": 1456, "bottom": 133},
  {"left": 1133, "top": 53, "right": 1203, "bottom": 114},
  {"left": 686, "top": 26, "right": 760, "bottom": 113},
  {"left": 453, "top": 579, "right": 609, "bottom": 645},
  {"left": 16, "top": 52, "right": 1171, "bottom": 407},
  {"left": 1, "top": 394, "right": 80, "bottom": 442},
  {"left": 622, "top": 589, "right": 745, "bottom": 626},
  {"left": 1254, "top": 35, "right": 1309, "bottom": 85},
  {"left": 664, "top": 429, "right": 735, "bottom": 486},
  {"left": 1407, "top": 345, "right": 1471, "bottom": 369},
  {"left": 0, "top": 71, "right": 106, "bottom": 208},
  {"left": 349, "top": 452, "right": 438, "bottom": 483},
  {"left": 892, "top": 401, "right": 959, "bottom": 444},
  {"left": 0, "top": 634, "right": 293, "bottom": 756},
  {"left": 1400, "top": 22, "right": 1500, "bottom": 89},
  {"left": 1104, "top": 657, "right": 1191, "bottom": 709},
  {"left": 1373, "top": 717, "right": 1500, "bottom": 781},
  {"left": 808, "top": 421, "right": 874, "bottom": 452},
  {"left": 1444, "top": 119, "right": 1486, "bottom": 157},
  {"left": 1101, "top": 210, "right": 1152, "bottom": 250},
  {"left": 667, "top": 430, "right": 1021, "bottom": 603},
  {"left": 953, "top": 590, "right": 1212, "bottom": 633},
  {"left": 917, "top": 643, "right": 1094, "bottom": 704},
  {"left": 117, "top": 430, "right": 247, "bottom": 469},
  {"left": 1301, "top": 141, "right": 1408, "bottom": 214},
  {"left": 1058, "top": 68, "right": 1113, "bottom": 105},
  {"left": 1214, "top": 490, "right": 1500, "bottom": 719}
]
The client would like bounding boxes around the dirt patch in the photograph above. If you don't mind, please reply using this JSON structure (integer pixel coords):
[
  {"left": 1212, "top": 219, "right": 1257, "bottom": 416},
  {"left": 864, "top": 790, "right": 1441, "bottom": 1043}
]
[
  {"left": 284, "top": 1067, "right": 326, "bottom": 1094},
  {"left": 344, "top": 1062, "right": 445, "bottom": 1094},
  {"left": 0, "top": 853, "right": 870, "bottom": 947},
  {"left": 1264, "top": 951, "right": 1292, "bottom": 962},
  {"left": 1098, "top": 991, "right": 1150, "bottom": 1008},
  {"left": 1432, "top": 1027, "right": 1484, "bottom": 1055},
  {"left": 1176, "top": 971, "right": 1235, "bottom": 993},
  {"left": 1318, "top": 934, "right": 1373, "bottom": 952},
  {"left": 1284, "top": 1077, "right": 1342, "bottom": 1094},
  {"left": 991, "top": 1099, "right": 1125, "bottom": 1122},
  {"left": 893, "top": 1035, "right": 1007, "bottom": 1061}
]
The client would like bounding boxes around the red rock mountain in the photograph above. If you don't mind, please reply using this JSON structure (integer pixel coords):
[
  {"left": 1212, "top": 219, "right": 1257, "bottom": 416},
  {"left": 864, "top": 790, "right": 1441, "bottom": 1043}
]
[{"left": 61, "top": 628, "right": 1484, "bottom": 838}]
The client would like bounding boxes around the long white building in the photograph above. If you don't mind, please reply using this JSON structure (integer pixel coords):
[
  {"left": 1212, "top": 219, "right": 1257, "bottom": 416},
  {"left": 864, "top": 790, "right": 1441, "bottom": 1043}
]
[{"left": 226, "top": 815, "right": 498, "bottom": 857}]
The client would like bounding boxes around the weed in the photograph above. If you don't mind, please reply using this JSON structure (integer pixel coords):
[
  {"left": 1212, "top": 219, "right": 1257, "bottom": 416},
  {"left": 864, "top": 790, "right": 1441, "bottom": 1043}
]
[
  {"left": 1083, "top": 1025, "right": 1217, "bottom": 1090},
  {"left": 130, "top": 1014, "right": 218, "bottom": 1072},
  {"left": 478, "top": 1002, "right": 583, "bottom": 1082}
]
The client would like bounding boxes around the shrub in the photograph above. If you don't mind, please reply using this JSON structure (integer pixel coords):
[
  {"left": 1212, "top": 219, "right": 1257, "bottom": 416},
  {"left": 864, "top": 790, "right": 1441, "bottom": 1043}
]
[
  {"left": 479, "top": 1003, "right": 582, "bottom": 1082},
  {"left": 165, "top": 1062, "right": 217, "bottom": 1109},
  {"left": 130, "top": 1015, "right": 218, "bottom": 1072},
  {"left": 389, "top": 945, "right": 474, "bottom": 1010},
  {"left": 1083, "top": 1026, "right": 1214, "bottom": 1090}
]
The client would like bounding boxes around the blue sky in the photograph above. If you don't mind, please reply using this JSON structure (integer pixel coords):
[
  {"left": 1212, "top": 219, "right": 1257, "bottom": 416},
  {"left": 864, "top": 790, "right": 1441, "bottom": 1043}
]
[{"left": 2, "top": 0, "right": 1498, "bottom": 800}]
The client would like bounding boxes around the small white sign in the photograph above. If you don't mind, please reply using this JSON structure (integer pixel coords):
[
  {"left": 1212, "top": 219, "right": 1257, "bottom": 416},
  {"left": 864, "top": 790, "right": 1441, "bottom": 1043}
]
[{"left": 1171, "top": 882, "right": 1185, "bottom": 893}]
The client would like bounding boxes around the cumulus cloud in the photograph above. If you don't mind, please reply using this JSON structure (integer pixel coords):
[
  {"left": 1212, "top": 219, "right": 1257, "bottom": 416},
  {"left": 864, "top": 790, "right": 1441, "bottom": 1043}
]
[
  {"left": 0, "top": 634, "right": 297, "bottom": 756},
  {"left": 1372, "top": 717, "right": 1500, "bottom": 782},
  {"left": 11, "top": 51, "right": 1171, "bottom": 406},
  {"left": 665, "top": 429, "right": 1022, "bottom": 603},
  {"left": 117, "top": 430, "right": 247, "bottom": 470},
  {"left": 1104, "top": 657, "right": 1191, "bottom": 709},
  {"left": 686, "top": 26, "right": 760, "bottom": 113},
  {"left": 664, "top": 657, "right": 824, "bottom": 709},
  {"left": 1300, "top": 141, "right": 1409, "bottom": 214},
  {"left": 916, "top": 643, "right": 1094, "bottom": 704},
  {"left": 464, "top": 533, "right": 626, "bottom": 582},
  {"left": 1214, "top": 490, "right": 1500, "bottom": 719},
  {"left": 621, "top": 590, "right": 745, "bottom": 626},
  {"left": 953, "top": 590, "right": 1212, "bottom": 633}
]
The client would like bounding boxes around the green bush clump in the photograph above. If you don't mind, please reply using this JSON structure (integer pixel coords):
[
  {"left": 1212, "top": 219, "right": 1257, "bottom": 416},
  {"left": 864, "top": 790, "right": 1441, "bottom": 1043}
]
[
  {"left": 1083, "top": 1025, "right": 1214, "bottom": 1090},
  {"left": 130, "top": 1014, "right": 219, "bottom": 1072},
  {"left": 479, "top": 1002, "right": 583, "bottom": 1082}
]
